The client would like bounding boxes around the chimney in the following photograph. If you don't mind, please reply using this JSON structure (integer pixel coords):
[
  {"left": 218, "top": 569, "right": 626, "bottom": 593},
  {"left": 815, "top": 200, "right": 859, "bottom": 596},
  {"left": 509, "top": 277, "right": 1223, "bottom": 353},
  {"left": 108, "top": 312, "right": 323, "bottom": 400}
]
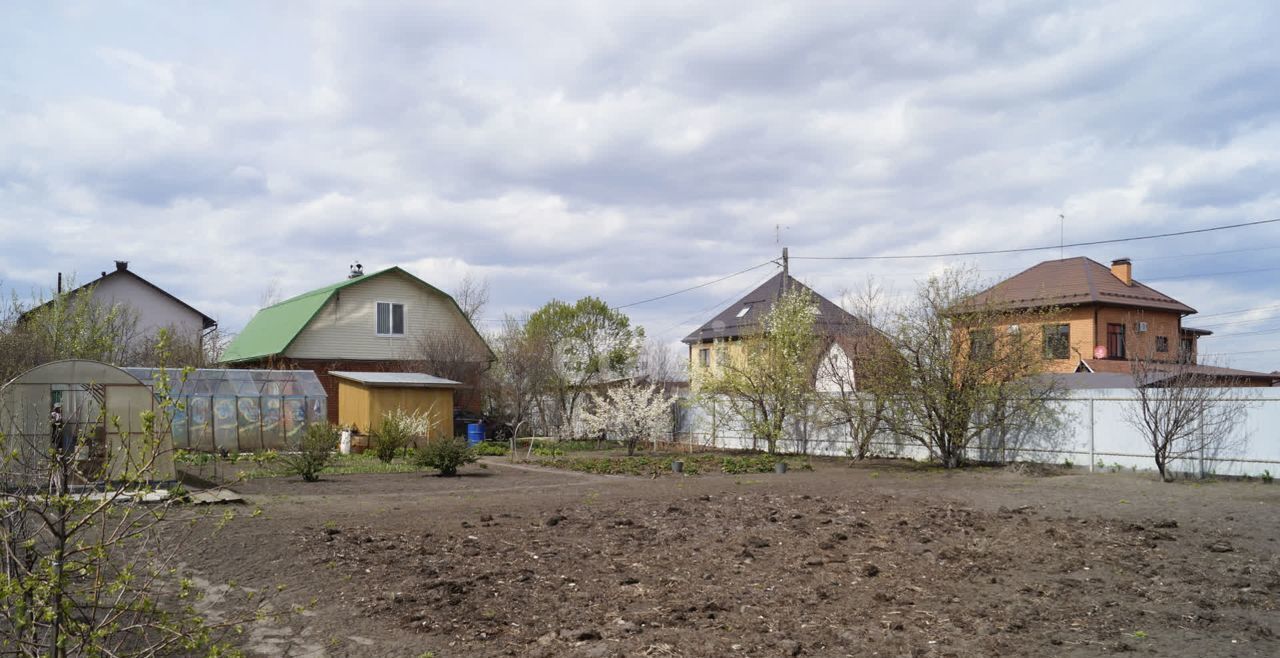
[
  {"left": 114, "top": 260, "right": 129, "bottom": 272},
  {"left": 348, "top": 261, "right": 364, "bottom": 279},
  {"left": 1110, "top": 258, "right": 1133, "bottom": 286}
]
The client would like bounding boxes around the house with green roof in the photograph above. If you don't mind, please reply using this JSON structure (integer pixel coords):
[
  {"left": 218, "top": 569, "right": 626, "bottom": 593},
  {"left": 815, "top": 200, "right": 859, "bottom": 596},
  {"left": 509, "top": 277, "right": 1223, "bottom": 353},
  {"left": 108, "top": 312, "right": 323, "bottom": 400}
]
[{"left": 222, "top": 264, "right": 491, "bottom": 419}]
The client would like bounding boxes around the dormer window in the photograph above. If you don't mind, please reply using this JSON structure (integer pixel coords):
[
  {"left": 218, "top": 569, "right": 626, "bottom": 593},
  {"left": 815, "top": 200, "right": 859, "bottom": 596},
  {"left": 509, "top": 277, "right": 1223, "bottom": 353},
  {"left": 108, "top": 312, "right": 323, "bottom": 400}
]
[
  {"left": 376, "top": 302, "right": 405, "bottom": 336},
  {"left": 736, "top": 305, "right": 751, "bottom": 318}
]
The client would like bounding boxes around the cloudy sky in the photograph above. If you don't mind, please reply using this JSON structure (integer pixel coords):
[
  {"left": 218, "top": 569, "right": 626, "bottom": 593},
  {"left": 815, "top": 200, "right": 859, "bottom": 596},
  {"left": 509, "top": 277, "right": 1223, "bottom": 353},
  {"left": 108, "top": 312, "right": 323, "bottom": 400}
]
[{"left": 3, "top": 1, "right": 1280, "bottom": 369}]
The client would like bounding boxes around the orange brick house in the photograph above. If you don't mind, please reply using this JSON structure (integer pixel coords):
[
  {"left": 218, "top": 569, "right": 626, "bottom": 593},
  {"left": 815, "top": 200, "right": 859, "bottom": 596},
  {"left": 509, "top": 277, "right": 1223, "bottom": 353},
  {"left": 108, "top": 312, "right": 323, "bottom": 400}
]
[{"left": 970, "top": 257, "right": 1276, "bottom": 386}]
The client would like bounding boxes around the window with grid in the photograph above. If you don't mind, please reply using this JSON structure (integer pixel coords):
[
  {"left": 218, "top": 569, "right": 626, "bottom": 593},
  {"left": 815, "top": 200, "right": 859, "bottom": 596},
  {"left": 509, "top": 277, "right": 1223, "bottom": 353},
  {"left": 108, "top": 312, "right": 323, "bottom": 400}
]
[
  {"left": 376, "top": 302, "right": 405, "bottom": 336},
  {"left": 1042, "top": 324, "right": 1070, "bottom": 359},
  {"left": 698, "top": 348, "right": 710, "bottom": 367}
]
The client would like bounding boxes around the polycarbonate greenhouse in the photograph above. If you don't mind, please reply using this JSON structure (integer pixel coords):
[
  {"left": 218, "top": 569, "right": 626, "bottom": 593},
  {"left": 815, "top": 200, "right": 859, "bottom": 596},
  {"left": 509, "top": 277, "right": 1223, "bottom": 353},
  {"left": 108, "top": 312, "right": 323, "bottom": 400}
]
[
  {"left": 0, "top": 360, "right": 175, "bottom": 483},
  {"left": 122, "top": 368, "right": 327, "bottom": 453}
]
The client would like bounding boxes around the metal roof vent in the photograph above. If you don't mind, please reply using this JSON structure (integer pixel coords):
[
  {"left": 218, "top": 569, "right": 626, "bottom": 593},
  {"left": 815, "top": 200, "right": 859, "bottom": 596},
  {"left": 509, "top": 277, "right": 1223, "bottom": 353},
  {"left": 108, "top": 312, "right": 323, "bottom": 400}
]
[{"left": 348, "top": 262, "right": 364, "bottom": 279}]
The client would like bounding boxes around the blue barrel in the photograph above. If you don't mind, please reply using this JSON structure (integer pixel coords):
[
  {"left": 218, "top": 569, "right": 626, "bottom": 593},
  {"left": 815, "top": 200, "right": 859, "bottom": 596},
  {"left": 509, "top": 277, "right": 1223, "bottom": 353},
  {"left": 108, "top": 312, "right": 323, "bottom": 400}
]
[{"left": 466, "top": 423, "right": 484, "bottom": 446}]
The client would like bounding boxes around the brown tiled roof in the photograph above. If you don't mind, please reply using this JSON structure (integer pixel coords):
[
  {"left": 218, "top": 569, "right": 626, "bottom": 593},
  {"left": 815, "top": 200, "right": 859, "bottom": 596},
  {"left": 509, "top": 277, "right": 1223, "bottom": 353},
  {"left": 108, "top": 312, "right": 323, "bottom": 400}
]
[
  {"left": 1080, "top": 359, "right": 1278, "bottom": 383},
  {"left": 682, "top": 273, "right": 874, "bottom": 344},
  {"left": 970, "top": 257, "right": 1195, "bottom": 314}
]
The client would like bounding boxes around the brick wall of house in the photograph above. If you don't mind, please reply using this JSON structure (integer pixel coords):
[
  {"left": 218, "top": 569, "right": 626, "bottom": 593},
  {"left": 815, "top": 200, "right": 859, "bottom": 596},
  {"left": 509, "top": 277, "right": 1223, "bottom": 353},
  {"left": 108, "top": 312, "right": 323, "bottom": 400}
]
[{"left": 227, "top": 358, "right": 481, "bottom": 422}]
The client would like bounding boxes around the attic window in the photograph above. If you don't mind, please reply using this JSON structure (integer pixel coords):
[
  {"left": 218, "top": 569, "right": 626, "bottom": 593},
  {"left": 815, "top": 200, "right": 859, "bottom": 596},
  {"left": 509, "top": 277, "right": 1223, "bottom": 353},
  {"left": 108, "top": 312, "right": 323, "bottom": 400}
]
[
  {"left": 736, "top": 306, "right": 751, "bottom": 318},
  {"left": 376, "top": 302, "right": 405, "bottom": 336}
]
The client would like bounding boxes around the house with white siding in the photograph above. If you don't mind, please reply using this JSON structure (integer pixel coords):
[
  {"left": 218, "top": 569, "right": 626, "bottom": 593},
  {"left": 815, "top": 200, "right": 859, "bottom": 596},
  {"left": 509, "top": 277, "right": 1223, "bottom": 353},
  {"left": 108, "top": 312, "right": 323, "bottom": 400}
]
[
  {"left": 22, "top": 260, "right": 216, "bottom": 357},
  {"left": 220, "top": 265, "right": 491, "bottom": 420}
]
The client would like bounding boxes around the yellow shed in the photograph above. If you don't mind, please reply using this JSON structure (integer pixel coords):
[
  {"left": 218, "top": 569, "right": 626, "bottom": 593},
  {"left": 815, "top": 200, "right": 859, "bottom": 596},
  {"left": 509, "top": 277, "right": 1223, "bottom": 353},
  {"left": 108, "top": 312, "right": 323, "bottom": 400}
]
[{"left": 331, "top": 371, "right": 458, "bottom": 446}]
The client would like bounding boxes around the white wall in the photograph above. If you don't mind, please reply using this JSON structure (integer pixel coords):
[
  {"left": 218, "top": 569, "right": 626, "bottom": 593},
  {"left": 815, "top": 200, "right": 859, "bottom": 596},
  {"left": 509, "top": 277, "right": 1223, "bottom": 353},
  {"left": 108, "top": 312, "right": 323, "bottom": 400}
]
[
  {"left": 91, "top": 274, "right": 205, "bottom": 344},
  {"left": 680, "top": 389, "right": 1280, "bottom": 477}
]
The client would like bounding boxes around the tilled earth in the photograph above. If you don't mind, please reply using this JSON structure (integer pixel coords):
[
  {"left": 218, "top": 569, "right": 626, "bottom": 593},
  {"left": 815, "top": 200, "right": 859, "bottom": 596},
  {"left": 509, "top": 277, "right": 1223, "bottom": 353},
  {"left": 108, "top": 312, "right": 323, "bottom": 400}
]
[{"left": 183, "top": 459, "right": 1280, "bottom": 657}]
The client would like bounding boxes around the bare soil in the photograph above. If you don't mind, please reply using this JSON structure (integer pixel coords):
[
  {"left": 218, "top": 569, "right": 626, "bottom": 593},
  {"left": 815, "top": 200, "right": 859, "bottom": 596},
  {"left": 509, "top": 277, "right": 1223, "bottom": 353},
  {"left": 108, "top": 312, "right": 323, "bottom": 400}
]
[{"left": 178, "top": 458, "right": 1280, "bottom": 657}]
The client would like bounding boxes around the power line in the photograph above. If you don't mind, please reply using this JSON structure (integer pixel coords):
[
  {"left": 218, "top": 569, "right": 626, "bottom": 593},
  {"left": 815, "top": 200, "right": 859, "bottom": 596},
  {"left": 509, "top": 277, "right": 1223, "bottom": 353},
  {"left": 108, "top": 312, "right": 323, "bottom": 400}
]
[
  {"left": 613, "top": 259, "right": 778, "bottom": 309},
  {"left": 1146, "top": 265, "right": 1280, "bottom": 282},
  {"left": 1193, "top": 301, "right": 1280, "bottom": 320},
  {"left": 653, "top": 270, "right": 780, "bottom": 338},
  {"left": 792, "top": 217, "right": 1280, "bottom": 261}
]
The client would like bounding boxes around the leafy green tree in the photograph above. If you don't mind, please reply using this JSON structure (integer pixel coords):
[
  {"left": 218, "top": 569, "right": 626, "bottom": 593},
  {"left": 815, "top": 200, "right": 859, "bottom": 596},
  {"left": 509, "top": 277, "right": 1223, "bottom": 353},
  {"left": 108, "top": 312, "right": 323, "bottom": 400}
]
[
  {"left": 524, "top": 297, "right": 643, "bottom": 437},
  {"left": 693, "top": 288, "right": 821, "bottom": 454}
]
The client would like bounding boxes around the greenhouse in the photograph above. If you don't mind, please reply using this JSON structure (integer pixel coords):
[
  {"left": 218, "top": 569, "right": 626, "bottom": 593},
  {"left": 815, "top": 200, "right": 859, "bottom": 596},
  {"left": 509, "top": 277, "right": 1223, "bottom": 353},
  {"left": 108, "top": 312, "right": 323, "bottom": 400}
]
[
  {"left": 122, "top": 368, "right": 327, "bottom": 453},
  {"left": 0, "top": 359, "right": 174, "bottom": 484}
]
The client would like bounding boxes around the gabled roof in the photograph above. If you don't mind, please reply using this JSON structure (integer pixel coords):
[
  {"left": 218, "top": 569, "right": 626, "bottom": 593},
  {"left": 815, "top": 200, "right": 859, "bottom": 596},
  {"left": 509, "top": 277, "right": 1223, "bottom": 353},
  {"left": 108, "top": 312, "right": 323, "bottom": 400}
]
[
  {"left": 682, "top": 272, "right": 874, "bottom": 344},
  {"left": 221, "top": 266, "right": 490, "bottom": 363},
  {"left": 21, "top": 264, "right": 216, "bottom": 330},
  {"left": 970, "top": 257, "right": 1196, "bottom": 314}
]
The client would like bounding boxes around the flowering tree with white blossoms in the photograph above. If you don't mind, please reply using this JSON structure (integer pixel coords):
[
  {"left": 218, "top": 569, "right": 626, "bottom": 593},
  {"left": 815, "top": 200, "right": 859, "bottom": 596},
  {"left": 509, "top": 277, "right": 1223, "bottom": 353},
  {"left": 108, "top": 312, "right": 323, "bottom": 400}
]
[{"left": 581, "top": 381, "right": 675, "bottom": 456}]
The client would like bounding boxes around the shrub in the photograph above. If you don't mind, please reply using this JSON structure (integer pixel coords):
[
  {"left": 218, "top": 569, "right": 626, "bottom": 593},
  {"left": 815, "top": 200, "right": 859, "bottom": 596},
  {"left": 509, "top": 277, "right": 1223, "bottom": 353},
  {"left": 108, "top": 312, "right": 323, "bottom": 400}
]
[
  {"left": 372, "top": 418, "right": 411, "bottom": 464},
  {"left": 472, "top": 442, "right": 509, "bottom": 456},
  {"left": 371, "top": 408, "right": 437, "bottom": 463},
  {"left": 415, "top": 436, "right": 478, "bottom": 476},
  {"left": 285, "top": 422, "right": 340, "bottom": 482}
]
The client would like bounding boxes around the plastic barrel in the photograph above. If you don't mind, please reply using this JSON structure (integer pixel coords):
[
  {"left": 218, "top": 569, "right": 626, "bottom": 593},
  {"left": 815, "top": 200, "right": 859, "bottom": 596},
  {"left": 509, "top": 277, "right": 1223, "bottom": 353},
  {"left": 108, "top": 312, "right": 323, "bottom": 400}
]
[{"left": 466, "top": 423, "right": 484, "bottom": 446}]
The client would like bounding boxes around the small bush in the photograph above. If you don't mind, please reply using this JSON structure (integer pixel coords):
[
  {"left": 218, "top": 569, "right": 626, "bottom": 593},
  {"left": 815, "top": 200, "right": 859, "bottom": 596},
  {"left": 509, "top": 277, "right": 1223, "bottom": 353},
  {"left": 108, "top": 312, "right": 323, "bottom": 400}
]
[
  {"left": 371, "top": 408, "right": 437, "bottom": 463},
  {"left": 372, "top": 418, "right": 412, "bottom": 464},
  {"left": 472, "top": 442, "right": 509, "bottom": 456},
  {"left": 285, "top": 422, "right": 339, "bottom": 482},
  {"left": 415, "top": 436, "right": 478, "bottom": 476}
]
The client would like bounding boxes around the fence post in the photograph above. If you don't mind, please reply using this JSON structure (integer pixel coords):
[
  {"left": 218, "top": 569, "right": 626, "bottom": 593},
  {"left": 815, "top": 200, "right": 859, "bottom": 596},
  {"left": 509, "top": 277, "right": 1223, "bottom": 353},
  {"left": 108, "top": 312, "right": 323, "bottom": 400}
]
[{"left": 1088, "top": 397, "right": 1095, "bottom": 473}]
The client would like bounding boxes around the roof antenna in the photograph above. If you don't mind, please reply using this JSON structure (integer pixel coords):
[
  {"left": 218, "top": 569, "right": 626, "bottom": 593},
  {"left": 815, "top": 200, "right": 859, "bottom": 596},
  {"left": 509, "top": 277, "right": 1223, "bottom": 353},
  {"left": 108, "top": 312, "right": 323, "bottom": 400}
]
[{"left": 1059, "top": 213, "right": 1065, "bottom": 260}]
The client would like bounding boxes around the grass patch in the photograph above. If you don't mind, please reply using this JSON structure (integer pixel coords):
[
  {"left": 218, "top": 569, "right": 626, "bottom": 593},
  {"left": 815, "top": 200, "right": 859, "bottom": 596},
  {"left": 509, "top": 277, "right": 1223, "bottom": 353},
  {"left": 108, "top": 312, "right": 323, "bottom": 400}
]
[{"left": 176, "top": 449, "right": 422, "bottom": 480}]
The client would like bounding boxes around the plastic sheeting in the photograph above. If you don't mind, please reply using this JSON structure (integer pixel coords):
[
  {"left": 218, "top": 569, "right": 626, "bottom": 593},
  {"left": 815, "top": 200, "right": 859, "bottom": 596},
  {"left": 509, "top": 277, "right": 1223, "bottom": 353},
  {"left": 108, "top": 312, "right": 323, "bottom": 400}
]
[
  {"left": 0, "top": 359, "right": 175, "bottom": 483},
  {"left": 122, "top": 368, "right": 327, "bottom": 452}
]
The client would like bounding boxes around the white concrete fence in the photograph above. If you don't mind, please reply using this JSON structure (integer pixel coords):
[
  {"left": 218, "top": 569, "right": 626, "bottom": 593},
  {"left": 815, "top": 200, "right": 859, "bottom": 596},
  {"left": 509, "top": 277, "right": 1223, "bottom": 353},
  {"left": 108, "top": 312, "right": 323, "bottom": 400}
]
[{"left": 676, "top": 388, "right": 1280, "bottom": 478}]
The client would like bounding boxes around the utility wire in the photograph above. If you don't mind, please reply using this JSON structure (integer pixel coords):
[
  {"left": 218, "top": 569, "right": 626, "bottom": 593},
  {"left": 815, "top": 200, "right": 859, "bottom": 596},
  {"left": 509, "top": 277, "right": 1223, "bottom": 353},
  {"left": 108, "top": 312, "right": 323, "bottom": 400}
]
[
  {"left": 613, "top": 259, "right": 778, "bottom": 309},
  {"left": 653, "top": 269, "right": 781, "bottom": 338},
  {"left": 792, "top": 217, "right": 1280, "bottom": 261}
]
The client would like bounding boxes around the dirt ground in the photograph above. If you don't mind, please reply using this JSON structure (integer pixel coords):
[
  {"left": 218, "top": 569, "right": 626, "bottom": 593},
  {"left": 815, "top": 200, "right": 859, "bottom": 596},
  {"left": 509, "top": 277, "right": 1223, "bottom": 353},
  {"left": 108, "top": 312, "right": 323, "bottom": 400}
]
[{"left": 177, "top": 457, "right": 1280, "bottom": 657}]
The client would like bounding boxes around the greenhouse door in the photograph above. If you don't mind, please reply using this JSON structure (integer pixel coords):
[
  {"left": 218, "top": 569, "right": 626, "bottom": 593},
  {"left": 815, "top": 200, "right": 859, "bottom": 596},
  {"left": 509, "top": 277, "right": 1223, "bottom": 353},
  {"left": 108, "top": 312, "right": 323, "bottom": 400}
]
[{"left": 102, "top": 385, "right": 172, "bottom": 481}]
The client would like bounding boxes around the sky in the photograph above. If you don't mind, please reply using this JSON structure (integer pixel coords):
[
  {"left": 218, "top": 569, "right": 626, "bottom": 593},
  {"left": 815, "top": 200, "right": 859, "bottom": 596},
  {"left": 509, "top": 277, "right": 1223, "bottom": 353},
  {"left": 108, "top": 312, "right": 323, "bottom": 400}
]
[{"left": 3, "top": 1, "right": 1280, "bottom": 370}]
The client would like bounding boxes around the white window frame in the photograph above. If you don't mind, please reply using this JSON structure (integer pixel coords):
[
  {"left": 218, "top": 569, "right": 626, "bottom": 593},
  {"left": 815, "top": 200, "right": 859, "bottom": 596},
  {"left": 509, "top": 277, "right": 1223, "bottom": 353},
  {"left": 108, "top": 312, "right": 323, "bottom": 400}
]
[{"left": 375, "top": 301, "right": 406, "bottom": 337}]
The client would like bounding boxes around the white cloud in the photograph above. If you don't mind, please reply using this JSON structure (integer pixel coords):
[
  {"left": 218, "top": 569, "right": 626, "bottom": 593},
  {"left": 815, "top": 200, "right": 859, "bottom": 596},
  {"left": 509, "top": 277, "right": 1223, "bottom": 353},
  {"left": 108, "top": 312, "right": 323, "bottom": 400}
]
[{"left": 2, "top": 0, "right": 1280, "bottom": 368}]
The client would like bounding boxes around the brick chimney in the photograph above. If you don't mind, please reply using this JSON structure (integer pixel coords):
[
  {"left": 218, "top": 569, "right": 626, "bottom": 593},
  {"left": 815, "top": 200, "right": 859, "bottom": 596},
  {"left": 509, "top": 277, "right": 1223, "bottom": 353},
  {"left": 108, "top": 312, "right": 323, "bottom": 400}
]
[{"left": 1110, "top": 258, "right": 1132, "bottom": 286}]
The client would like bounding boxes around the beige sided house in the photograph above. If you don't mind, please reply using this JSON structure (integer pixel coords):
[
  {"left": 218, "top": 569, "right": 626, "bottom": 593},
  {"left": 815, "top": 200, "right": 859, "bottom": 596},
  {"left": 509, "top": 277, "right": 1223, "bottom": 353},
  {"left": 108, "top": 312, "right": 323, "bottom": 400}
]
[
  {"left": 682, "top": 272, "right": 882, "bottom": 389},
  {"left": 221, "top": 265, "right": 491, "bottom": 421}
]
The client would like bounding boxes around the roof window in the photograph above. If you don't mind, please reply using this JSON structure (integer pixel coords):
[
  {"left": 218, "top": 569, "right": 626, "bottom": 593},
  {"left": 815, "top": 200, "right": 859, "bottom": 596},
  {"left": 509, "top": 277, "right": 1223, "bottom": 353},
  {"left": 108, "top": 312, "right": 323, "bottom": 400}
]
[{"left": 736, "top": 305, "right": 751, "bottom": 318}]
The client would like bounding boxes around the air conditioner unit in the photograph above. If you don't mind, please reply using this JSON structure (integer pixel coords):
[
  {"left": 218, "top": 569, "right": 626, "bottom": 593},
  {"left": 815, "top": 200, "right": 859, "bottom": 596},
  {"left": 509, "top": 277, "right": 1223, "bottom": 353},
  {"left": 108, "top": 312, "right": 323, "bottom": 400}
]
[{"left": 1136, "top": 321, "right": 1149, "bottom": 333}]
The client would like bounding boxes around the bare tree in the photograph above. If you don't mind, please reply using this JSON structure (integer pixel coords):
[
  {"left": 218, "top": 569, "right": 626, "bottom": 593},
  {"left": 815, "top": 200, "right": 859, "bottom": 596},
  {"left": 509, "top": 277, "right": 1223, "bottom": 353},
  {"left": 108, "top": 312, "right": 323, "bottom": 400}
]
[
  {"left": 405, "top": 328, "right": 492, "bottom": 413},
  {"left": 1124, "top": 354, "right": 1254, "bottom": 481},
  {"left": 816, "top": 279, "right": 893, "bottom": 460},
  {"left": 259, "top": 278, "right": 283, "bottom": 308},
  {"left": 452, "top": 272, "right": 490, "bottom": 324},
  {"left": 486, "top": 314, "right": 553, "bottom": 439},
  {"left": 874, "top": 268, "right": 1064, "bottom": 468}
]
